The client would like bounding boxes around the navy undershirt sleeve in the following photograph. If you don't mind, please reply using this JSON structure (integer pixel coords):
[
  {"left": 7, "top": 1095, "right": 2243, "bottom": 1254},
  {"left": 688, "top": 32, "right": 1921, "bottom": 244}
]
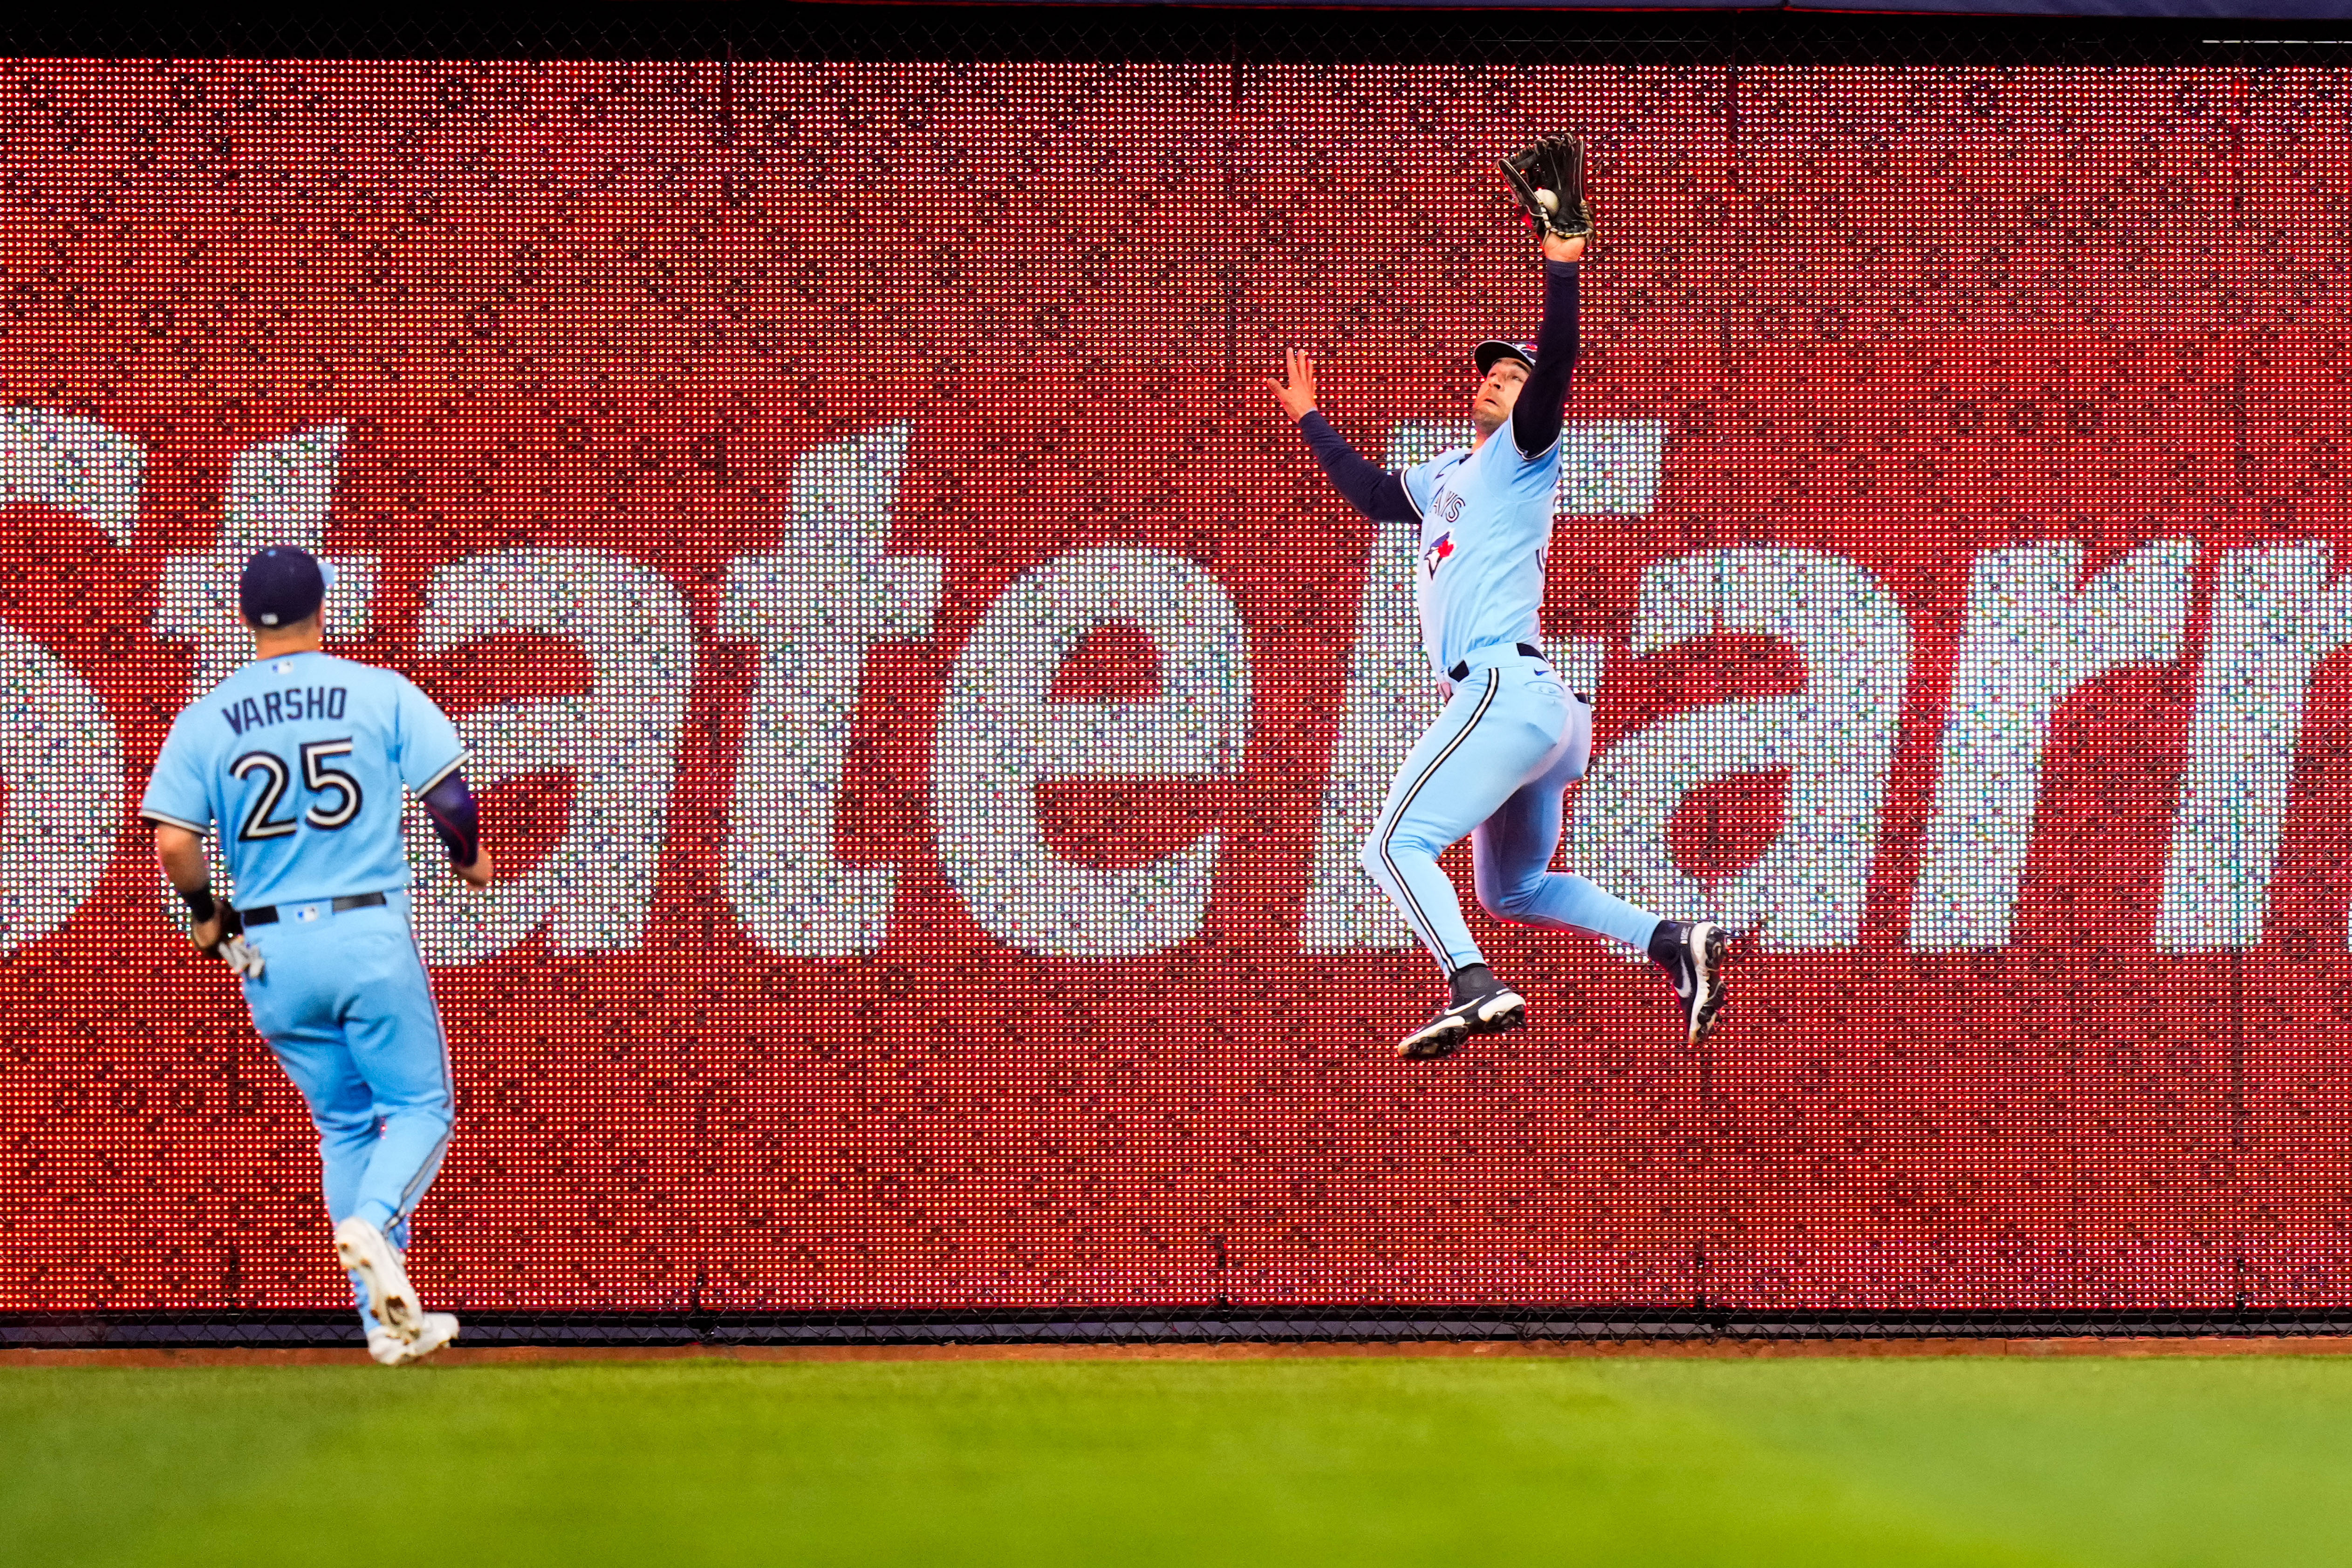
[
  {"left": 1511, "top": 260, "right": 1582, "bottom": 459},
  {"left": 1297, "top": 411, "right": 1418, "bottom": 523},
  {"left": 420, "top": 771, "right": 481, "bottom": 868}
]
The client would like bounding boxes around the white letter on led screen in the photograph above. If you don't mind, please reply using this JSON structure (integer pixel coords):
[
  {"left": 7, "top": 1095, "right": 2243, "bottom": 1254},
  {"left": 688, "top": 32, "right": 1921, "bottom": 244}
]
[
  {"left": 935, "top": 547, "right": 1251, "bottom": 959},
  {"left": 0, "top": 623, "right": 123, "bottom": 952},
  {"left": 407, "top": 549, "right": 695, "bottom": 964},
  {"left": 721, "top": 423, "right": 944, "bottom": 959},
  {"left": 1566, "top": 548, "right": 1910, "bottom": 951},
  {"left": 2159, "top": 543, "right": 2352, "bottom": 951},
  {"left": 1911, "top": 538, "right": 2193, "bottom": 950}
]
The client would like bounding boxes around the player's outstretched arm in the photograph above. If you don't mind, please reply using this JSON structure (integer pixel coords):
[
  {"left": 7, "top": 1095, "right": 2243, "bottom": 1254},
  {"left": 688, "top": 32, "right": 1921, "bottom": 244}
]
[
  {"left": 1511, "top": 235, "right": 1586, "bottom": 459},
  {"left": 1262, "top": 348, "right": 1419, "bottom": 522}
]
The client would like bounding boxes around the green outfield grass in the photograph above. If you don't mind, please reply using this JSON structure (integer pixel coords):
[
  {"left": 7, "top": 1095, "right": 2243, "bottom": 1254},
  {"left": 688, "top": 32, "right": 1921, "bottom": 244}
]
[{"left": 5, "top": 1354, "right": 2351, "bottom": 1566}]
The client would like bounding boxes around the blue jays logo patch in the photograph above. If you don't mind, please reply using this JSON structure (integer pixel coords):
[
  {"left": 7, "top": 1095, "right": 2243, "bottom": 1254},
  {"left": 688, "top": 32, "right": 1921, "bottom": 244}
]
[{"left": 1421, "top": 530, "right": 1455, "bottom": 580}]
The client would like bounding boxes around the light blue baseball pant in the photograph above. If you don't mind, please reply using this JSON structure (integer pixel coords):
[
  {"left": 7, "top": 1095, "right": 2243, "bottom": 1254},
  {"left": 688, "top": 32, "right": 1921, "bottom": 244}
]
[
  {"left": 1361, "top": 648, "right": 1661, "bottom": 976},
  {"left": 238, "top": 890, "right": 453, "bottom": 1329}
]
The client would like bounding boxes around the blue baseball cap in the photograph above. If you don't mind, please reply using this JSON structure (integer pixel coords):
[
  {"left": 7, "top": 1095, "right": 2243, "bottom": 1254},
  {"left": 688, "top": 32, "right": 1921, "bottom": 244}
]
[
  {"left": 239, "top": 545, "right": 337, "bottom": 628},
  {"left": 1475, "top": 340, "right": 1538, "bottom": 375}
]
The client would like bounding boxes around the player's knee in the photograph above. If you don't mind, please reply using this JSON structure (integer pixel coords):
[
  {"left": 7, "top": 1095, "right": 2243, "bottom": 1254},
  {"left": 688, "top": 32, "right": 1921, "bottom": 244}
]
[
  {"left": 310, "top": 1102, "right": 376, "bottom": 1139},
  {"left": 377, "top": 1093, "right": 453, "bottom": 1139},
  {"left": 313, "top": 1117, "right": 374, "bottom": 1156},
  {"left": 1477, "top": 878, "right": 1538, "bottom": 922},
  {"left": 1360, "top": 826, "right": 1429, "bottom": 884}
]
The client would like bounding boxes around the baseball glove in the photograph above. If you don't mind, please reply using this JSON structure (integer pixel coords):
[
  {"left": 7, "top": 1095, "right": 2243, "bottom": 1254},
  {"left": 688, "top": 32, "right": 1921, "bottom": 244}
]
[{"left": 1497, "top": 134, "right": 1594, "bottom": 241}]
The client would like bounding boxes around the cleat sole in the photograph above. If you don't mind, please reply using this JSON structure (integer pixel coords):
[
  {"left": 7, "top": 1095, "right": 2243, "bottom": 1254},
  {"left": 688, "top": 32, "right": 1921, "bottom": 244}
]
[
  {"left": 1397, "top": 1020, "right": 1468, "bottom": 1060},
  {"left": 1687, "top": 923, "right": 1729, "bottom": 1046}
]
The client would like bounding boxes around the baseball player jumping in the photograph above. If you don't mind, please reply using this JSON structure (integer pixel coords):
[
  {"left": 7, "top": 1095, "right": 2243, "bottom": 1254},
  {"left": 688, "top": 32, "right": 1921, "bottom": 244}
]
[
  {"left": 1263, "top": 137, "right": 1727, "bottom": 1060},
  {"left": 141, "top": 545, "right": 493, "bottom": 1364}
]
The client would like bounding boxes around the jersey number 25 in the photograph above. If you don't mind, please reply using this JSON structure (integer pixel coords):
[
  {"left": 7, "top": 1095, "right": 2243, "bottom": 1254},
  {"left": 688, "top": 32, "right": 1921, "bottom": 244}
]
[{"left": 231, "top": 739, "right": 364, "bottom": 841}]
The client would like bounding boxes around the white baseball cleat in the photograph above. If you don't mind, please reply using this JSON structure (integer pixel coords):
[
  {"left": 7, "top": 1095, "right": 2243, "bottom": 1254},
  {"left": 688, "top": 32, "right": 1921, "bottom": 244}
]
[
  {"left": 334, "top": 1217, "right": 424, "bottom": 1341},
  {"left": 368, "top": 1313, "right": 460, "bottom": 1366}
]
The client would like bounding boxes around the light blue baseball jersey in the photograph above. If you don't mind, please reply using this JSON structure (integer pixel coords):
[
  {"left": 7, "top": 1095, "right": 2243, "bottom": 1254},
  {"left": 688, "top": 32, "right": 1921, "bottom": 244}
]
[
  {"left": 140, "top": 650, "right": 465, "bottom": 909},
  {"left": 1402, "top": 426, "right": 1565, "bottom": 678}
]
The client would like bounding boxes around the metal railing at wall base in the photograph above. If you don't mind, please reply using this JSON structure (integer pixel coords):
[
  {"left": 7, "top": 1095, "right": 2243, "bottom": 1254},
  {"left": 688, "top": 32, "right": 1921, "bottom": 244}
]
[{"left": 14, "top": 1311, "right": 2352, "bottom": 1350}]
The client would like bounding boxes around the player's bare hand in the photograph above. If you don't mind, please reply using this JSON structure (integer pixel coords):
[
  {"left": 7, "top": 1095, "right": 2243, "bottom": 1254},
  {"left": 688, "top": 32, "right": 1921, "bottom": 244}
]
[
  {"left": 189, "top": 911, "right": 224, "bottom": 953},
  {"left": 1541, "top": 232, "right": 1587, "bottom": 265},
  {"left": 457, "top": 848, "right": 495, "bottom": 889},
  {"left": 1260, "top": 348, "right": 1319, "bottom": 422}
]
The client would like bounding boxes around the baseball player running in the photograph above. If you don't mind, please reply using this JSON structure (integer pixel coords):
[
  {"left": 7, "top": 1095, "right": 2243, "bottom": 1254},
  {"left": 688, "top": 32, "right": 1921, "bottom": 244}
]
[
  {"left": 140, "top": 545, "right": 493, "bottom": 1364},
  {"left": 1263, "top": 137, "right": 1727, "bottom": 1061}
]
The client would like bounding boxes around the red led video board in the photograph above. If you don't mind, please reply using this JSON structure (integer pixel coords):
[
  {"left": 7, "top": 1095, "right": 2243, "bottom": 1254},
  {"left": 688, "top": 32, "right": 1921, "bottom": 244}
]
[{"left": 3, "top": 61, "right": 2349, "bottom": 1317}]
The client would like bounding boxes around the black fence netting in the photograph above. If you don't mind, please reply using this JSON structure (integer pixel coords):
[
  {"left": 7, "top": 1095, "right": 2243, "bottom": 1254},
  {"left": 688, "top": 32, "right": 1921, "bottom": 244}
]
[
  {"left": 7, "top": 8, "right": 2352, "bottom": 1349},
  {"left": 0, "top": 6, "right": 2337, "bottom": 67}
]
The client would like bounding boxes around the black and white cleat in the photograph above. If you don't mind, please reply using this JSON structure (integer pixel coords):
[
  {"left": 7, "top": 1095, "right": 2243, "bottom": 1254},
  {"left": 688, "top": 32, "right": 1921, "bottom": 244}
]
[
  {"left": 1651, "top": 919, "right": 1728, "bottom": 1047},
  {"left": 1397, "top": 971, "right": 1527, "bottom": 1061}
]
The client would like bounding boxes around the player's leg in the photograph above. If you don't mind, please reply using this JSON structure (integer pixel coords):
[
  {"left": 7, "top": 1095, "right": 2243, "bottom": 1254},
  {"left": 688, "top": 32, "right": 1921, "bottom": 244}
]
[
  {"left": 240, "top": 954, "right": 402, "bottom": 1341},
  {"left": 333, "top": 909, "right": 459, "bottom": 1359},
  {"left": 1472, "top": 697, "right": 1657, "bottom": 949},
  {"left": 1470, "top": 698, "right": 1730, "bottom": 1045},
  {"left": 1359, "top": 663, "right": 1569, "bottom": 1059}
]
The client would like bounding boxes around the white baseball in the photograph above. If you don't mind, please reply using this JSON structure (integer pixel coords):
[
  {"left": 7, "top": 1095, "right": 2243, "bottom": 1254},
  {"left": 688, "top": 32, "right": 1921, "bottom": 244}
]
[{"left": 1536, "top": 188, "right": 1559, "bottom": 212}]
